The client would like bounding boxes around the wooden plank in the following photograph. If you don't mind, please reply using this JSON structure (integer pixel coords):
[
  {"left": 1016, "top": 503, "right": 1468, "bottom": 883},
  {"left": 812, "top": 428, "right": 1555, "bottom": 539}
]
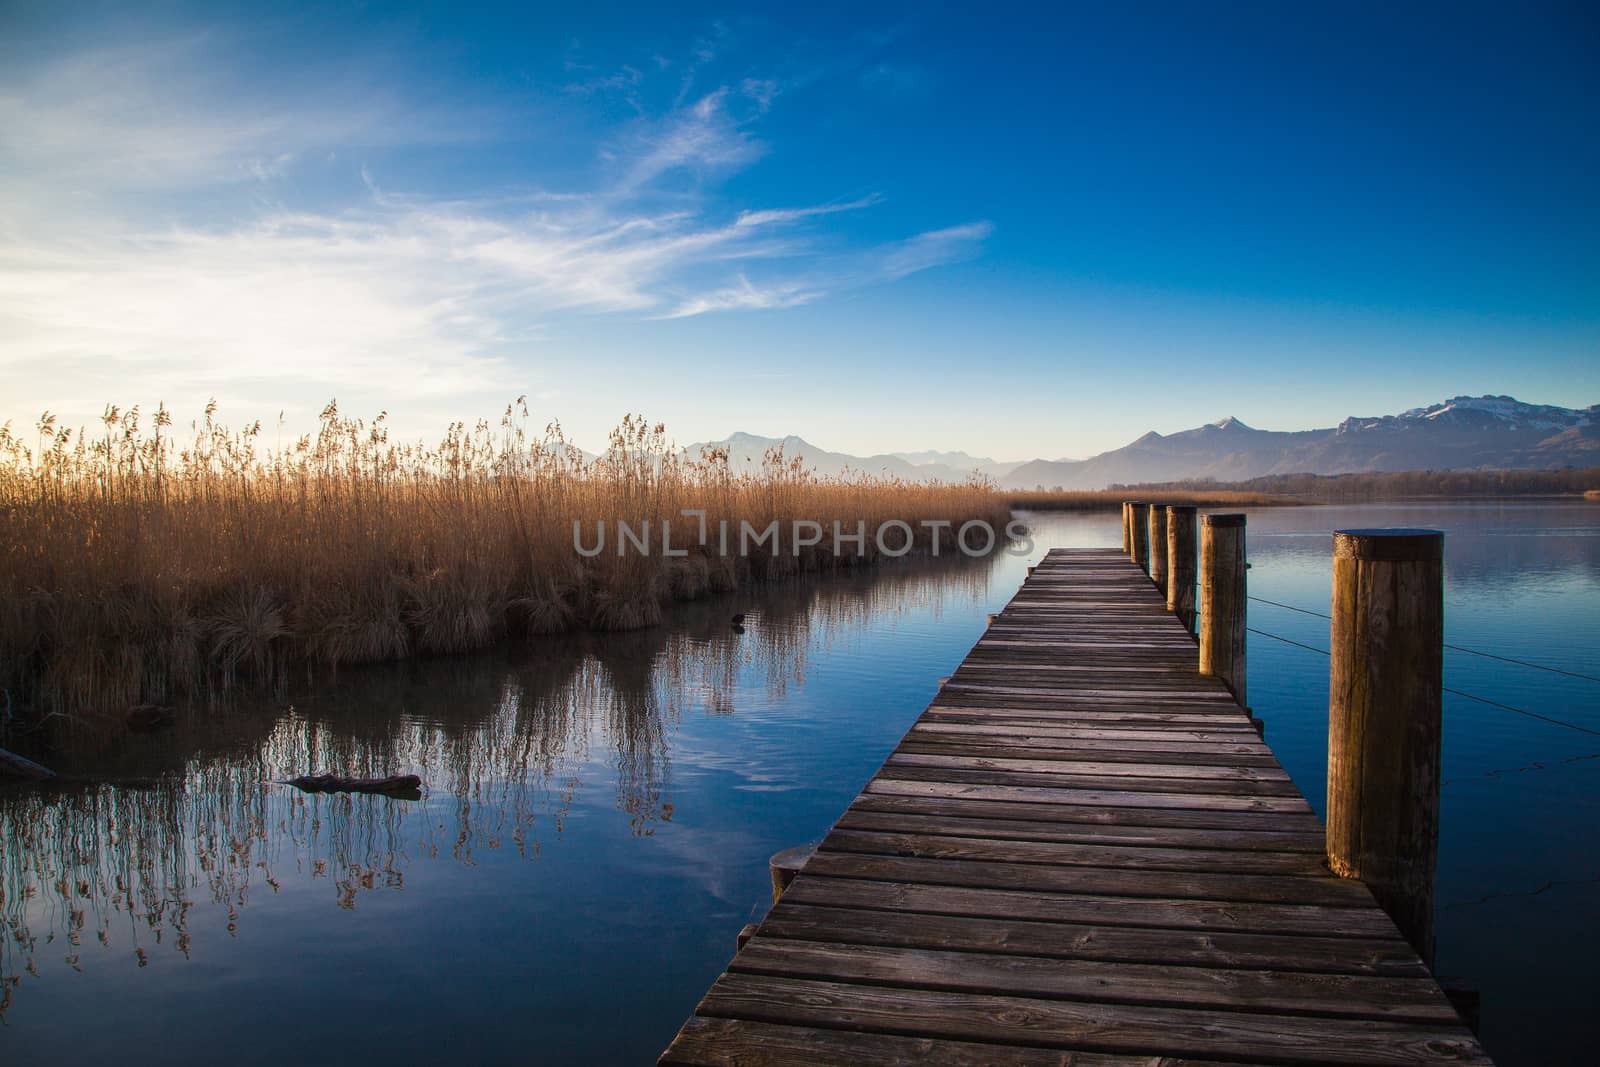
[
  {"left": 777, "top": 878, "right": 1399, "bottom": 940},
  {"left": 913, "top": 718, "right": 1264, "bottom": 736},
  {"left": 797, "top": 852, "right": 1375, "bottom": 908},
  {"left": 847, "top": 791, "right": 1327, "bottom": 833},
  {"left": 661, "top": 1017, "right": 1179, "bottom": 1067},
  {"left": 818, "top": 828, "right": 1332, "bottom": 876},
  {"left": 900, "top": 734, "right": 1278, "bottom": 760},
  {"left": 834, "top": 806, "right": 1326, "bottom": 851},
  {"left": 897, "top": 739, "right": 1283, "bottom": 768},
  {"left": 729, "top": 938, "right": 1461, "bottom": 1021},
  {"left": 865, "top": 777, "right": 1314, "bottom": 815},
  {"left": 876, "top": 766, "right": 1306, "bottom": 799},
  {"left": 694, "top": 975, "right": 1489, "bottom": 1065},
  {"left": 759, "top": 903, "right": 1428, "bottom": 976},
  {"left": 885, "top": 752, "right": 1293, "bottom": 782},
  {"left": 926, "top": 712, "right": 1260, "bottom": 730}
]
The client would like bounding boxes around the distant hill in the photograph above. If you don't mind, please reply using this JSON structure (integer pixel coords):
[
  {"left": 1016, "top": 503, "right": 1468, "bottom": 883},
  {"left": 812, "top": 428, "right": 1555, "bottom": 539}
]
[
  {"left": 684, "top": 432, "right": 1013, "bottom": 482},
  {"left": 1001, "top": 396, "right": 1598, "bottom": 489},
  {"left": 683, "top": 396, "right": 1597, "bottom": 490},
  {"left": 888, "top": 449, "right": 1025, "bottom": 480}
]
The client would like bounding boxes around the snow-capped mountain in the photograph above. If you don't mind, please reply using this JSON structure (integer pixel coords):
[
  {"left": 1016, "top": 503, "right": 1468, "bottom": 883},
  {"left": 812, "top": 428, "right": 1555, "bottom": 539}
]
[
  {"left": 683, "top": 397, "right": 1597, "bottom": 490},
  {"left": 1002, "top": 395, "right": 1598, "bottom": 489},
  {"left": 1346, "top": 395, "right": 1592, "bottom": 434}
]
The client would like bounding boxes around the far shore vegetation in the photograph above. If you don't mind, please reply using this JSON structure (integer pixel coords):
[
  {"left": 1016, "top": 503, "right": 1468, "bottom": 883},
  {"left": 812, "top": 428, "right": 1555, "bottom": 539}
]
[
  {"left": 1009, "top": 488, "right": 1297, "bottom": 510},
  {"left": 1089, "top": 467, "right": 1600, "bottom": 503},
  {"left": 0, "top": 401, "right": 1009, "bottom": 737}
]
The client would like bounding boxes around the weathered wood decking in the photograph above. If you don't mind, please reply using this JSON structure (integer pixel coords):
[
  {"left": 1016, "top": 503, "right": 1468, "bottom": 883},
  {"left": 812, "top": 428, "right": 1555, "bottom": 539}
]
[{"left": 661, "top": 548, "right": 1489, "bottom": 1065}]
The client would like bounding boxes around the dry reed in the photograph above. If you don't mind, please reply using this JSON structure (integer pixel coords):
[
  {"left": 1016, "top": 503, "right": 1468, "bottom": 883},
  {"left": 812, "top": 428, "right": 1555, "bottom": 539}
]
[{"left": 0, "top": 399, "right": 1011, "bottom": 732}]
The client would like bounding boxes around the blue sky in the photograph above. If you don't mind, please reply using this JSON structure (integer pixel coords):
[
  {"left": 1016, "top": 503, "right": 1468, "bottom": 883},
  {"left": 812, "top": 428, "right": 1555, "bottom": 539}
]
[{"left": 1, "top": 2, "right": 1596, "bottom": 459}]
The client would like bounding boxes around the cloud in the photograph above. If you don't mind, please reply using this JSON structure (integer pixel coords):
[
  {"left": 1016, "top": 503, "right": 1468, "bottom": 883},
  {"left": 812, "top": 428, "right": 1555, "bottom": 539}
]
[
  {"left": 660, "top": 218, "right": 996, "bottom": 317},
  {"left": 617, "top": 88, "right": 762, "bottom": 193},
  {"left": 878, "top": 222, "right": 995, "bottom": 280},
  {"left": 660, "top": 276, "right": 821, "bottom": 318},
  {"left": 0, "top": 35, "right": 481, "bottom": 199},
  {"left": 736, "top": 195, "right": 882, "bottom": 228},
  {"left": 740, "top": 78, "right": 779, "bottom": 113},
  {"left": 0, "top": 30, "right": 992, "bottom": 434}
]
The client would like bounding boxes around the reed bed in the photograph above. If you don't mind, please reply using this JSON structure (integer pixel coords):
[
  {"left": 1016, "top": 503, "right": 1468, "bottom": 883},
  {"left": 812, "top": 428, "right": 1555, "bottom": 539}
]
[
  {"left": 0, "top": 400, "right": 1010, "bottom": 733},
  {"left": 1008, "top": 488, "right": 1298, "bottom": 510}
]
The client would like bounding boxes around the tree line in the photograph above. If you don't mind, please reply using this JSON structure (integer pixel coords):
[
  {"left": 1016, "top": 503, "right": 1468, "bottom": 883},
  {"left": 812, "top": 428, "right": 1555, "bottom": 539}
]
[{"left": 1107, "top": 467, "right": 1600, "bottom": 502}]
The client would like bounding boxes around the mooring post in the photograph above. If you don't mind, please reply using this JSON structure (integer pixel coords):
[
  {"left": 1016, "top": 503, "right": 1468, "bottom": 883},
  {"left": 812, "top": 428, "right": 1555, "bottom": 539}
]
[
  {"left": 1147, "top": 504, "right": 1168, "bottom": 590},
  {"left": 1166, "top": 505, "right": 1198, "bottom": 633},
  {"left": 1326, "top": 529, "right": 1444, "bottom": 967},
  {"left": 769, "top": 843, "right": 817, "bottom": 905},
  {"left": 1199, "top": 513, "right": 1247, "bottom": 706},
  {"left": 1130, "top": 502, "right": 1150, "bottom": 572},
  {"left": 1121, "top": 502, "right": 1131, "bottom": 555}
]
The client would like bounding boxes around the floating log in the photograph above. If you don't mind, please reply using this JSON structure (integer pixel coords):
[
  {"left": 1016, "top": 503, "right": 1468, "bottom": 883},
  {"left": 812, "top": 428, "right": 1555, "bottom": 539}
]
[
  {"left": 0, "top": 746, "right": 56, "bottom": 780},
  {"left": 286, "top": 773, "right": 422, "bottom": 796}
]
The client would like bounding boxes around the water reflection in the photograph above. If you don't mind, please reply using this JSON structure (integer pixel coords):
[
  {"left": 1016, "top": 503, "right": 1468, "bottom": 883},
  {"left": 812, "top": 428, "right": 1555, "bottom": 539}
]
[{"left": 0, "top": 554, "right": 997, "bottom": 1019}]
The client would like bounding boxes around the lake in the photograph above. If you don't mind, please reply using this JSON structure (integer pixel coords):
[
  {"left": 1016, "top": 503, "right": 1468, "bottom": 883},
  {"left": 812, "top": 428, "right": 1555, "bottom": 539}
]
[{"left": 2, "top": 502, "right": 1596, "bottom": 1064}]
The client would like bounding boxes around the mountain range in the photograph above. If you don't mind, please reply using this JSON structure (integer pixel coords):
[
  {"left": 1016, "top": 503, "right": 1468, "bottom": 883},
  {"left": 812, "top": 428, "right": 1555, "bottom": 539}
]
[
  {"left": 687, "top": 396, "right": 1598, "bottom": 490},
  {"left": 683, "top": 432, "right": 1027, "bottom": 482}
]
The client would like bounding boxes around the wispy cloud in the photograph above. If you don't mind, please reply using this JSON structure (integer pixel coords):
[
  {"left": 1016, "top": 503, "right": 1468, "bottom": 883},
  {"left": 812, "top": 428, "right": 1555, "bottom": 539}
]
[
  {"left": 0, "top": 28, "right": 991, "bottom": 432},
  {"left": 616, "top": 87, "right": 763, "bottom": 193},
  {"left": 660, "top": 276, "right": 821, "bottom": 319},
  {"left": 878, "top": 222, "right": 995, "bottom": 279},
  {"left": 736, "top": 195, "right": 882, "bottom": 228}
]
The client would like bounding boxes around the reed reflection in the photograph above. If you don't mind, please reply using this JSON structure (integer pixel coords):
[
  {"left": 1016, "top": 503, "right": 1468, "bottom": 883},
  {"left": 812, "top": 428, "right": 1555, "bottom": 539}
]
[{"left": 0, "top": 550, "right": 997, "bottom": 1018}]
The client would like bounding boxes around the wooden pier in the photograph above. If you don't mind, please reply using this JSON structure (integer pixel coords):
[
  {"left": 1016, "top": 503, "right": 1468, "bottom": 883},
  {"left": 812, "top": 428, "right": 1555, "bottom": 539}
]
[{"left": 661, "top": 548, "right": 1488, "bottom": 1065}]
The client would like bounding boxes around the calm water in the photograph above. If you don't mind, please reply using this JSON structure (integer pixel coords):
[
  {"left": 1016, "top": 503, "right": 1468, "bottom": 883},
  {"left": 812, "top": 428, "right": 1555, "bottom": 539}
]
[{"left": 2, "top": 502, "right": 1596, "bottom": 1064}]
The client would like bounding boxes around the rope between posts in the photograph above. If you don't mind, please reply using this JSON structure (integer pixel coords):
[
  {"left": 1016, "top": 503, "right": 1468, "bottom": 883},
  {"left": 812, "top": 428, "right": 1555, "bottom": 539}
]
[
  {"left": 1246, "top": 625, "right": 1600, "bottom": 738},
  {"left": 1248, "top": 595, "right": 1600, "bottom": 684}
]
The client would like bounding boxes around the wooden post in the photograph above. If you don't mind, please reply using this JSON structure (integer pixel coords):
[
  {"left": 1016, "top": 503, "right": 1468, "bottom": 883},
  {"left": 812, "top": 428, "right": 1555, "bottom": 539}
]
[
  {"left": 1199, "top": 513, "right": 1246, "bottom": 706},
  {"left": 1147, "top": 504, "right": 1168, "bottom": 590},
  {"left": 1166, "top": 505, "right": 1198, "bottom": 634},
  {"left": 769, "top": 843, "right": 817, "bottom": 904},
  {"left": 1326, "top": 529, "right": 1444, "bottom": 966},
  {"left": 1121, "top": 502, "right": 1132, "bottom": 555},
  {"left": 1129, "top": 502, "right": 1149, "bottom": 572}
]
